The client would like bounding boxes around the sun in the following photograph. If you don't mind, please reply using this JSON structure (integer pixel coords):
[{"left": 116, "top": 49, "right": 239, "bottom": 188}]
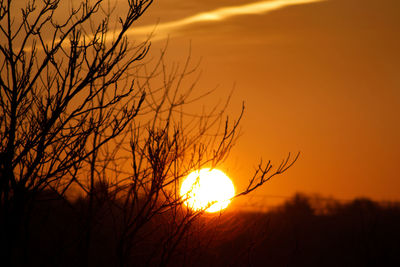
[{"left": 180, "top": 168, "right": 235, "bottom": 213}]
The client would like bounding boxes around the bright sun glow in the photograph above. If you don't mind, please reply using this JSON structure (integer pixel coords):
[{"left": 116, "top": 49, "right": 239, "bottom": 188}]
[{"left": 180, "top": 169, "right": 235, "bottom": 213}]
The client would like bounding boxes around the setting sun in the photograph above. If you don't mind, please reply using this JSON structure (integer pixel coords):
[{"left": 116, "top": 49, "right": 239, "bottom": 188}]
[{"left": 180, "top": 169, "right": 235, "bottom": 213}]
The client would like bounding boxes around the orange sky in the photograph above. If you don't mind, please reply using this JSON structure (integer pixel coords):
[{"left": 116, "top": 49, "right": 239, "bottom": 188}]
[
  {"left": 134, "top": 0, "right": 400, "bottom": 207},
  {"left": 23, "top": 0, "right": 397, "bottom": 208}
]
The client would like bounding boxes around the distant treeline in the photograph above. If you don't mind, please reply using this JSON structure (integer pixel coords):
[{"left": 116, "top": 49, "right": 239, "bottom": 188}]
[
  {"left": 7, "top": 191, "right": 400, "bottom": 266},
  {"left": 209, "top": 194, "right": 400, "bottom": 266}
]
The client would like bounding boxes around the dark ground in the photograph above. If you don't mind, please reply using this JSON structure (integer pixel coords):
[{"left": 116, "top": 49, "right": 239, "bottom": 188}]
[{"left": 7, "top": 192, "right": 400, "bottom": 266}]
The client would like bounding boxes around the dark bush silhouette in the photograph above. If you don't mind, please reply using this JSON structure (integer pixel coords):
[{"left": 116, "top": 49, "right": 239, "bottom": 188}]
[{"left": 8, "top": 192, "right": 400, "bottom": 266}]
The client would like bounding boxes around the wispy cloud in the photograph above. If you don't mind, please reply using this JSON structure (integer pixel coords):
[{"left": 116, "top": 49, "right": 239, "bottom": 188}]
[
  {"left": 25, "top": 0, "right": 325, "bottom": 51},
  {"left": 130, "top": 0, "right": 325, "bottom": 41}
]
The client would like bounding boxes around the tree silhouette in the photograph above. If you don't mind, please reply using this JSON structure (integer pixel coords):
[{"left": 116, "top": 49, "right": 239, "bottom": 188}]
[{"left": 0, "top": 0, "right": 298, "bottom": 265}]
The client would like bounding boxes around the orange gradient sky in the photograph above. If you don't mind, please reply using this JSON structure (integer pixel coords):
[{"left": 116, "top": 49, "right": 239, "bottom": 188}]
[
  {"left": 28, "top": 0, "right": 398, "bottom": 208},
  {"left": 133, "top": 0, "right": 400, "bottom": 207}
]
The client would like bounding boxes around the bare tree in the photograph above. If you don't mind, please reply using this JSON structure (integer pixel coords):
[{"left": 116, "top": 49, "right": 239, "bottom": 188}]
[
  {"left": 105, "top": 48, "right": 299, "bottom": 265},
  {"left": 0, "top": 0, "right": 151, "bottom": 264},
  {"left": 0, "top": 0, "right": 298, "bottom": 266}
]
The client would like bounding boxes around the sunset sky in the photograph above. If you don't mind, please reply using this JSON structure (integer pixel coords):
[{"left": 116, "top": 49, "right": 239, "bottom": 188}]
[
  {"left": 132, "top": 0, "right": 400, "bottom": 207},
  {"left": 3, "top": 1, "right": 400, "bottom": 265}
]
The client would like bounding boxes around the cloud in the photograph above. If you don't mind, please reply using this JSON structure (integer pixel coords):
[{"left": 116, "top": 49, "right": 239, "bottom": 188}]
[
  {"left": 129, "top": 0, "right": 325, "bottom": 41},
  {"left": 25, "top": 0, "right": 325, "bottom": 51}
]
